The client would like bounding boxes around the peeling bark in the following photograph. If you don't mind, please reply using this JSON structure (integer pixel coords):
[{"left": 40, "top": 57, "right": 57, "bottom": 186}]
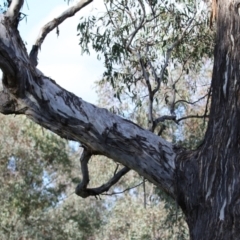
[
  {"left": 175, "top": 0, "right": 240, "bottom": 239},
  {"left": 1, "top": 0, "right": 240, "bottom": 239},
  {"left": 0, "top": 9, "right": 176, "bottom": 199}
]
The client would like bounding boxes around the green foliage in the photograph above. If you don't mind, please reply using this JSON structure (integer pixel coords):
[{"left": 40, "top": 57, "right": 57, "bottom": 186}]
[
  {"left": 78, "top": 0, "right": 213, "bottom": 148},
  {"left": 0, "top": 115, "right": 104, "bottom": 239},
  {"left": 78, "top": 0, "right": 213, "bottom": 100}
]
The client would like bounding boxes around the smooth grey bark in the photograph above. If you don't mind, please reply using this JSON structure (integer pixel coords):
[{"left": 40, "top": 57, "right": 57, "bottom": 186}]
[{"left": 1, "top": 0, "right": 240, "bottom": 239}]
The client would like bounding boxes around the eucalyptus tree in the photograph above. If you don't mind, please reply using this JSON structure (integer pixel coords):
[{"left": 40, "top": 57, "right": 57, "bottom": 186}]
[{"left": 0, "top": 0, "right": 239, "bottom": 239}]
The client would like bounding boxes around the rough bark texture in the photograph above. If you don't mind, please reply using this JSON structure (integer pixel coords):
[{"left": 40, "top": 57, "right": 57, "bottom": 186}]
[
  {"left": 175, "top": 0, "right": 240, "bottom": 239},
  {"left": 0, "top": 0, "right": 240, "bottom": 239},
  {"left": 0, "top": 13, "right": 176, "bottom": 198}
]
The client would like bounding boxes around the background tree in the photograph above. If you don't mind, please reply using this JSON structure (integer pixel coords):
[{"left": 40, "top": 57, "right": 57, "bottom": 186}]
[
  {"left": 0, "top": 114, "right": 105, "bottom": 239},
  {"left": 0, "top": 0, "right": 239, "bottom": 239}
]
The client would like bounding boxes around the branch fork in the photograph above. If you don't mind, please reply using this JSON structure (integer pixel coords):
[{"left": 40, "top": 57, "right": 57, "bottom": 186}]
[{"left": 75, "top": 147, "right": 130, "bottom": 198}]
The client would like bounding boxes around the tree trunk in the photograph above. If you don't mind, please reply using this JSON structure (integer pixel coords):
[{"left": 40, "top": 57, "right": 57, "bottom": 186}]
[
  {"left": 1, "top": 0, "right": 240, "bottom": 239},
  {"left": 176, "top": 0, "right": 240, "bottom": 239}
]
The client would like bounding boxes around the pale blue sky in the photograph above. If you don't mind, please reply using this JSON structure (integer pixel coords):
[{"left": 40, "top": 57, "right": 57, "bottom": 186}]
[{"left": 3, "top": 0, "right": 105, "bottom": 104}]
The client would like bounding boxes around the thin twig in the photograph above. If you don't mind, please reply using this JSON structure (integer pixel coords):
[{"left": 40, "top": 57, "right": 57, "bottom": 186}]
[
  {"left": 203, "top": 87, "right": 212, "bottom": 125},
  {"left": 126, "top": 0, "right": 146, "bottom": 53},
  {"left": 152, "top": 12, "right": 197, "bottom": 96},
  {"left": 154, "top": 115, "right": 177, "bottom": 126},
  {"left": 102, "top": 180, "right": 145, "bottom": 196},
  {"left": 177, "top": 114, "right": 209, "bottom": 123},
  {"left": 75, "top": 148, "right": 130, "bottom": 198},
  {"left": 174, "top": 93, "right": 209, "bottom": 106}
]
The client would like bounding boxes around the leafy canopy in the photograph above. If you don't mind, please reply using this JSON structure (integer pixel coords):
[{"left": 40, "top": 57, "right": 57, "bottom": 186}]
[{"left": 78, "top": 0, "right": 213, "bottom": 147}]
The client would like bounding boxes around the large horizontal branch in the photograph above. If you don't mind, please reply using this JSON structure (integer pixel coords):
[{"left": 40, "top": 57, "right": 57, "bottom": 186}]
[
  {"left": 30, "top": 0, "right": 93, "bottom": 66},
  {"left": 0, "top": 12, "right": 177, "bottom": 199}
]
